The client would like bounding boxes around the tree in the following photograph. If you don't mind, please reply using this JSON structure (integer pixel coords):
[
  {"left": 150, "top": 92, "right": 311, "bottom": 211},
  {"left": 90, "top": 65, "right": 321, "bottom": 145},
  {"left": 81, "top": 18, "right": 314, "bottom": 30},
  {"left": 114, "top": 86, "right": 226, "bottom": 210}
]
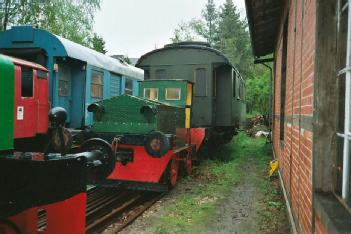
[
  {"left": 171, "top": 20, "right": 205, "bottom": 43},
  {"left": 201, "top": 0, "right": 219, "bottom": 45},
  {"left": 91, "top": 33, "right": 107, "bottom": 54},
  {"left": 0, "top": 0, "right": 101, "bottom": 48},
  {"left": 171, "top": 0, "right": 270, "bottom": 115},
  {"left": 217, "top": 0, "right": 253, "bottom": 79},
  {"left": 171, "top": 0, "right": 219, "bottom": 46},
  {"left": 245, "top": 68, "right": 270, "bottom": 115}
]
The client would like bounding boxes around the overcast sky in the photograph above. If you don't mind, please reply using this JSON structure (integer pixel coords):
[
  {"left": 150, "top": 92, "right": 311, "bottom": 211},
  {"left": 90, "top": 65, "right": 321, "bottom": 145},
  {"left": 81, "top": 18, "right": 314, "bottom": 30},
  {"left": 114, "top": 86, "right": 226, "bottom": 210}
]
[{"left": 94, "top": 0, "right": 246, "bottom": 58}]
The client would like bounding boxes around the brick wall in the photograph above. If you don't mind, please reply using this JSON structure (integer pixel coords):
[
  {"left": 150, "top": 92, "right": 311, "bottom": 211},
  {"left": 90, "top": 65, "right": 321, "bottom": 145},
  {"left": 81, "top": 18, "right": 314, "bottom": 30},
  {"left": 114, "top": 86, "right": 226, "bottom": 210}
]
[
  {"left": 315, "top": 215, "right": 328, "bottom": 234},
  {"left": 273, "top": 0, "right": 315, "bottom": 233}
]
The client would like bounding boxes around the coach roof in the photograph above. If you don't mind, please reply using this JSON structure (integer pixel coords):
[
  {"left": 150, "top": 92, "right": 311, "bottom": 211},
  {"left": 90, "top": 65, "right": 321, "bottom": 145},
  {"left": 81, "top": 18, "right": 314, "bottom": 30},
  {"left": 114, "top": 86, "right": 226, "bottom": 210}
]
[{"left": 0, "top": 26, "right": 144, "bottom": 80}]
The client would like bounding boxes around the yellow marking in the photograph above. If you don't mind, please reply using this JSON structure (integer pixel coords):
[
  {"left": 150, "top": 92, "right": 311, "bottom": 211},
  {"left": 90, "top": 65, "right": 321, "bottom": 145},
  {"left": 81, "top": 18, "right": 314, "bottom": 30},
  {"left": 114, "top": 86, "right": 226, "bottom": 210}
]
[
  {"left": 269, "top": 160, "right": 279, "bottom": 177},
  {"left": 185, "top": 108, "right": 191, "bottom": 128},
  {"left": 186, "top": 83, "right": 193, "bottom": 106}
]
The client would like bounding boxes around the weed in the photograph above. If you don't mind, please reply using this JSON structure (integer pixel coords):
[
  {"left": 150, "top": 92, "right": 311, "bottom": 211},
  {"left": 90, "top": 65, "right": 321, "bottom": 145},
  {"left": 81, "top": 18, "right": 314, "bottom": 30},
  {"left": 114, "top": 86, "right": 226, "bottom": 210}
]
[{"left": 152, "top": 133, "right": 288, "bottom": 233}]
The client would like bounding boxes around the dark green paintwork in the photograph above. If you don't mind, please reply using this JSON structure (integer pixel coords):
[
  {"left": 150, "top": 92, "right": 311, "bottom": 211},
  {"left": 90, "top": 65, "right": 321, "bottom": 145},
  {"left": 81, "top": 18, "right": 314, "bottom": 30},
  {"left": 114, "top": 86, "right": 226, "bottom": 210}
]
[
  {"left": 139, "top": 80, "right": 188, "bottom": 107},
  {"left": 0, "top": 55, "right": 15, "bottom": 151},
  {"left": 91, "top": 95, "right": 185, "bottom": 135},
  {"left": 137, "top": 42, "right": 246, "bottom": 128}
]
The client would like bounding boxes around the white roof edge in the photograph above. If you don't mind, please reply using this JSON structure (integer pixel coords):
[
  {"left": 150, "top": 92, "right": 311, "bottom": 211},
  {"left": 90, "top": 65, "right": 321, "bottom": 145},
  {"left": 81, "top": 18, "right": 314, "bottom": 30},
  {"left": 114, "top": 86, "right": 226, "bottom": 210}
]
[{"left": 54, "top": 35, "right": 144, "bottom": 80}]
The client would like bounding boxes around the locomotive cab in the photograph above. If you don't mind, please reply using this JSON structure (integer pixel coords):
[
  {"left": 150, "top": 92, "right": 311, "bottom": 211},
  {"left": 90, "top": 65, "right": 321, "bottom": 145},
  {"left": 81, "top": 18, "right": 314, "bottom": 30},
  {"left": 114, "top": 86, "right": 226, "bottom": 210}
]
[{"left": 0, "top": 54, "right": 49, "bottom": 153}]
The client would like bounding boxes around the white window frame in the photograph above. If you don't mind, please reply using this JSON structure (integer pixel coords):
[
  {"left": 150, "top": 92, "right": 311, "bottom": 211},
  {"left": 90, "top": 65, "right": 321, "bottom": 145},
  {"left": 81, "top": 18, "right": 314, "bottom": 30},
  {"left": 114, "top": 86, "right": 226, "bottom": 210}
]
[
  {"left": 143, "top": 88, "right": 159, "bottom": 100},
  {"left": 337, "top": 0, "right": 351, "bottom": 201},
  {"left": 165, "top": 88, "right": 181, "bottom": 100}
]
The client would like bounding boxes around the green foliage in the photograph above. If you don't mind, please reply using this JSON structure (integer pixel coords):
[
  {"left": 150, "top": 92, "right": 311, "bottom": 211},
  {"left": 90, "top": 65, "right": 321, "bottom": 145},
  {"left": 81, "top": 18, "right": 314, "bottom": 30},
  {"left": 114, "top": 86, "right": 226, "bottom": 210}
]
[
  {"left": 90, "top": 33, "right": 107, "bottom": 54},
  {"left": 246, "top": 68, "right": 270, "bottom": 115},
  {"left": 152, "top": 133, "right": 274, "bottom": 233},
  {"left": 0, "top": 0, "right": 105, "bottom": 50},
  {"left": 217, "top": 0, "right": 253, "bottom": 79}
]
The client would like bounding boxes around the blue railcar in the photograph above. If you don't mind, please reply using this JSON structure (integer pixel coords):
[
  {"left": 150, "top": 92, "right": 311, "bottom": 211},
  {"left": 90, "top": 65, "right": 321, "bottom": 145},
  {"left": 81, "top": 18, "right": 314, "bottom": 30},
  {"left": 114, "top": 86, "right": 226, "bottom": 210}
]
[{"left": 0, "top": 26, "right": 144, "bottom": 128}]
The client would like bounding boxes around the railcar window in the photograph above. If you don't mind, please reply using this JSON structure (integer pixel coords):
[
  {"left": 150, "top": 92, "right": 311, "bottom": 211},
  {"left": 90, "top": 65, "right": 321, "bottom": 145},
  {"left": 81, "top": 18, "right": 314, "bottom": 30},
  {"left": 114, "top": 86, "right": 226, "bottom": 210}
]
[
  {"left": 195, "top": 68, "right": 206, "bottom": 96},
  {"left": 239, "top": 82, "right": 243, "bottom": 100},
  {"left": 37, "top": 70, "right": 47, "bottom": 79},
  {"left": 125, "top": 79, "right": 134, "bottom": 95},
  {"left": 232, "top": 71, "right": 236, "bottom": 98},
  {"left": 21, "top": 67, "right": 33, "bottom": 97},
  {"left": 144, "top": 88, "right": 159, "bottom": 100},
  {"left": 144, "top": 70, "right": 150, "bottom": 80},
  {"left": 156, "top": 69, "right": 166, "bottom": 79},
  {"left": 91, "top": 70, "right": 104, "bottom": 99},
  {"left": 213, "top": 71, "right": 217, "bottom": 97},
  {"left": 165, "top": 88, "right": 181, "bottom": 100}
]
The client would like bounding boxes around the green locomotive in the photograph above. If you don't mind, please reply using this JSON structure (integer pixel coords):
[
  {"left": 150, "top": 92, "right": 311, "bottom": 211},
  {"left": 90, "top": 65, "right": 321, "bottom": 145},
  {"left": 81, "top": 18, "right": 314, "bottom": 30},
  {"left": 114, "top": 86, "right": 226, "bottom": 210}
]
[{"left": 88, "top": 79, "right": 205, "bottom": 190}]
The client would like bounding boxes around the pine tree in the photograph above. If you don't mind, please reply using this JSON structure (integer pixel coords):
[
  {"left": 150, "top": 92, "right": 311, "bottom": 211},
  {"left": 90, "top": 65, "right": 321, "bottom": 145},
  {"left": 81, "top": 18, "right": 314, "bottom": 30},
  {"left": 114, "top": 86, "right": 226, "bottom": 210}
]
[
  {"left": 202, "top": 0, "right": 219, "bottom": 45},
  {"left": 218, "top": 0, "right": 253, "bottom": 79}
]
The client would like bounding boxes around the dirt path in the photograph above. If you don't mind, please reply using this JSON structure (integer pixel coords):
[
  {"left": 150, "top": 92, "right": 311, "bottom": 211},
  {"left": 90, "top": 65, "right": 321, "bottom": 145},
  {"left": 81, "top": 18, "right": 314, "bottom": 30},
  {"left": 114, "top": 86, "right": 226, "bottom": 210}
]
[
  {"left": 104, "top": 134, "right": 290, "bottom": 234},
  {"left": 200, "top": 159, "right": 262, "bottom": 234}
]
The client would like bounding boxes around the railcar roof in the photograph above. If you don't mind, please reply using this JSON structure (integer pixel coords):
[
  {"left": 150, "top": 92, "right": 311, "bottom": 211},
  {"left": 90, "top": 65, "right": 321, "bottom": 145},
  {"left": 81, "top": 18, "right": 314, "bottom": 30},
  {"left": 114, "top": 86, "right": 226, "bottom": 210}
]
[
  {"left": 0, "top": 54, "right": 47, "bottom": 71},
  {"left": 139, "top": 79, "right": 194, "bottom": 84},
  {"left": 136, "top": 41, "right": 237, "bottom": 71},
  {"left": 55, "top": 35, "right": 144, "bottom": 80},
  {"left": 0, "top": 26, "right": 144, "bottom": 80}
]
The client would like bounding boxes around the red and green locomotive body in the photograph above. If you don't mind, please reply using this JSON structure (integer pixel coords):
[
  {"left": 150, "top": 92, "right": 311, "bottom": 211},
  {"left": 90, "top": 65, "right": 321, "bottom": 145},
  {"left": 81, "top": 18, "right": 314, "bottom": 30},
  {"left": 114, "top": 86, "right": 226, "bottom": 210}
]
[
  {"left": 0, "top": 54, "right": 115, "bottom": 234},
  {"left": 88, "top": 80, "right": 206, "bottom": 191}
]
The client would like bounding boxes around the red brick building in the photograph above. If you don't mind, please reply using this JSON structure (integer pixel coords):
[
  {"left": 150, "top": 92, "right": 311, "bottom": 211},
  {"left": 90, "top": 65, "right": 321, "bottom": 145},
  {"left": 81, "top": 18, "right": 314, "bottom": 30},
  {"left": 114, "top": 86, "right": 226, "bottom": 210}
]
[{"left": 246, "top": 0, "right": 351, "bottom": 233}]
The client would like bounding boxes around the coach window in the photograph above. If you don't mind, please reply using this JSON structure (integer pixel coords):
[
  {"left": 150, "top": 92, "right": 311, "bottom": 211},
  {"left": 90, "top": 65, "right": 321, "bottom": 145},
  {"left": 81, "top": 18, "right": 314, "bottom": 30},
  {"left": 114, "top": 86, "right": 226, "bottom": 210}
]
[
  {"left": 125, "top": 79, "right": 133, "bottom": 95},
  {"left": 144, "top": 88, "right": 158, "bottom": 100},
  {"left": 21, "top": 67, "right": 33, "bottom": 97},
  {"left": 195, "top": 68, "right": 206, "bottom": 96},
  {"left": 156, "top": 69, "right": 166, "bottom": 79},
  {"left": 91, "top": 70, "right": 103, "bottom": 99},
  {"left": 335, "top": 0, "right": 351, "bottom": 206},
  {"left": 232, "top": 71, "right": 236, "bottom": 98},
  {"left": 280, "top": 18, "right": 288, "bottom": 141},
  {"left": 165, "top": 88, "right": 181, "bottom": 100}
]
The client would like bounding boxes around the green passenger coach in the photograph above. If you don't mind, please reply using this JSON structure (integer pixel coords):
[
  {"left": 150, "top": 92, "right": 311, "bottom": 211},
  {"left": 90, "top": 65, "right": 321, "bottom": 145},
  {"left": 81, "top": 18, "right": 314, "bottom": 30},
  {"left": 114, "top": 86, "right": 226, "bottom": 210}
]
[{"left": 137, "top": 41, "right": 246, "bottom": 143}]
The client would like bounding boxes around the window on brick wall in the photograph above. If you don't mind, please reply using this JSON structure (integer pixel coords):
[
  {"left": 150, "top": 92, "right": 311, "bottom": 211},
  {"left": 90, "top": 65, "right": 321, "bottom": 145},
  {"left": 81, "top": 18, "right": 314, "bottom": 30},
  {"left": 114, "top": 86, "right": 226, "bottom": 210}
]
[
  {"left": 335, "top": 0, "right": 351, "bottom": 207},
  {"left": 280, "top": 18, "right": 288, "bottom": 141}
]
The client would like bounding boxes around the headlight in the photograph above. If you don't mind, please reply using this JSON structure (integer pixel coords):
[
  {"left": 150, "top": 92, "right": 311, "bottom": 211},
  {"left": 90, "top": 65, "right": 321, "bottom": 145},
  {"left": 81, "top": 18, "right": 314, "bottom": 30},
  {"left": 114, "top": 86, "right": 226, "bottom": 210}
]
[{"left": 144, "top": 131, "right": 170, "bottom": 157}]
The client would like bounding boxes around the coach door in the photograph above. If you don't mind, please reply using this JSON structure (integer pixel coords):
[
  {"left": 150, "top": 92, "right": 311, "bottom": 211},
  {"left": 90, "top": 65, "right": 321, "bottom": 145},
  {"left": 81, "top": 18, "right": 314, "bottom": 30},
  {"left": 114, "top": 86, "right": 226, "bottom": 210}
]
[
  {"left": 57, "top": 64, "right": 72, "bottom": 124},
  {"left": 215, "top": 65, "right": 232, "bottom": 126}
]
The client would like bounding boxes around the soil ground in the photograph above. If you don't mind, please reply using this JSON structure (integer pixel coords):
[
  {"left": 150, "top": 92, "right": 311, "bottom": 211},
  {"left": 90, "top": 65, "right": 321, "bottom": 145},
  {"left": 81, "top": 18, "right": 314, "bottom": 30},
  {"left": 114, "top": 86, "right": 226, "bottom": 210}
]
[{"left": 104, "top": 133, "right": 291, "bottom": 234}]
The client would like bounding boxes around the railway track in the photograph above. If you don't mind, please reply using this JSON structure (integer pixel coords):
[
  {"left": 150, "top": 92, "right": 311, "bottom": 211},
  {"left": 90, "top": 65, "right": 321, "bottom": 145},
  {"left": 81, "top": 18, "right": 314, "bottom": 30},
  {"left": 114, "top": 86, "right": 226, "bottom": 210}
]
[{"left": 86, "top": 187, "right": 163, "bottom": 233}]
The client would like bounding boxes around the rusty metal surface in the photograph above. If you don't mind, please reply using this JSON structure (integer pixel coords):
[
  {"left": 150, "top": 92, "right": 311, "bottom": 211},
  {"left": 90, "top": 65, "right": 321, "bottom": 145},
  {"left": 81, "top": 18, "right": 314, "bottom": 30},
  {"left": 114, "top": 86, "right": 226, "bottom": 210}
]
[
  {"left": 85, "top": 187, "right": 163, "bottom": 233},
  {"left": 245, "top": 0, "right": 283, "bottom": 57}
]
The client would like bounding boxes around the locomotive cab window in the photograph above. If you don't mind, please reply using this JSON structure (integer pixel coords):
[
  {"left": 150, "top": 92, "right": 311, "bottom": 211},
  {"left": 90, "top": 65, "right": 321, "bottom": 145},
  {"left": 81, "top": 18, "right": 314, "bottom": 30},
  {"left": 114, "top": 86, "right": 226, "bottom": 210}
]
[
  {"left": 144, "top": 88, "right": 159, "bottom": 100},
  {"left": 91, "top": 70, "right": 104, "bottom": 99},
  {"left": 195, "top": 68, "right": 207, "bottom": 96},
  {"left": 21, "top": 66, "right": 33, "bottom": 97},
  {"left": 165, "top": 88, "right": 181, "bottom": 100},
  {"left": 125, "top": 79, "right": 133, "bottom": 95},
  {"left": 37, "top": 70, "right": 47, "bottom": 79}
]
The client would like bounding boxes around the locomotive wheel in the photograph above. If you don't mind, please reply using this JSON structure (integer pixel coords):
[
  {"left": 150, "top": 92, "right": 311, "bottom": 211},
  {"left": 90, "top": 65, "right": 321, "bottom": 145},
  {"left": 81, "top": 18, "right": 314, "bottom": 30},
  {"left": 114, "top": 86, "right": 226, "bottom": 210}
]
[{"left": 168, "top": 159, "right": 179, "bottom": 188}]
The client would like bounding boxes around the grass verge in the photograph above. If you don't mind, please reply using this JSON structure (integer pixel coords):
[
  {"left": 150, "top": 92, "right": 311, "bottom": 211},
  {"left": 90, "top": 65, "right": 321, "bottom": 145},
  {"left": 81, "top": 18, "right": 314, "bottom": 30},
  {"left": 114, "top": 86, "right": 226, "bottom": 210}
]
[{"left": 153, "top": 132, "right": 289, "bottom": 234}]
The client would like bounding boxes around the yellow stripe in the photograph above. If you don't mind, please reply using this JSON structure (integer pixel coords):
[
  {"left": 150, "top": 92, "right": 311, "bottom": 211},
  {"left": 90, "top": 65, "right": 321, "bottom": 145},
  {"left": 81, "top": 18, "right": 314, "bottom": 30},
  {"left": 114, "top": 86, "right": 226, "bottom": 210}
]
[{"left": 185, "top": 108, "right": 191, "bottom": 128}]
